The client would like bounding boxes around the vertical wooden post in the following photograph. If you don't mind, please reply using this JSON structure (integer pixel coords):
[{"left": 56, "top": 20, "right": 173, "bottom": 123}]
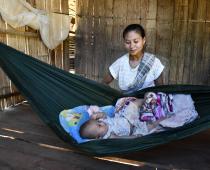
[
  {"left": 63, "top": 37, "right": 70, "bottom": 71},
  {"left": 50, "top": 49, "right": 56, "bottom": 66}
]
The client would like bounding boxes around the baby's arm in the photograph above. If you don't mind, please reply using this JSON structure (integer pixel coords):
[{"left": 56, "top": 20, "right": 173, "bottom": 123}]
[
  {"left": 133, "top": 98, "right": 144, "bottom": 108},
  {"left": 108, "top": 132, "right": 142, "bottom": 139}
]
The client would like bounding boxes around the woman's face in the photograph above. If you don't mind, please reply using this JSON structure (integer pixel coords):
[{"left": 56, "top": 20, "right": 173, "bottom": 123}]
[{"left": 124, "top": 31, "right": 146, "bottom": 56}]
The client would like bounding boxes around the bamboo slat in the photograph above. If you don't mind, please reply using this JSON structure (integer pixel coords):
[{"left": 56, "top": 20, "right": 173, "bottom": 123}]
[
  {"left": 75, "top": 0, "right": 210, "bottom": 87},
  {"left": 0, "top": 0, "right": 72, "bottom": 109}
]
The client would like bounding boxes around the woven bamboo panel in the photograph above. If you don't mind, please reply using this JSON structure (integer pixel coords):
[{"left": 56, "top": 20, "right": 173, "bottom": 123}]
[
  {"left": 0, "top": 0, "right": 74, "bottom": 109},
  {"left": 75, "top": 0, "right": 210, "bottom": 87}
]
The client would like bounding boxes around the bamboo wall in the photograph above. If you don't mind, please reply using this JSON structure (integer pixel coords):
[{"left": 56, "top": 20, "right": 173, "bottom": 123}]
[
  {"left": 0, "top": 0, "right": 72, "bottom": 110},
  {"left": 75, "top": 0, "right": 210, "bottom": 87}
]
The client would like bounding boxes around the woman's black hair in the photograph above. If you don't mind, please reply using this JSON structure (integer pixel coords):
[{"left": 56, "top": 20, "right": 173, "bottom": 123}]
[{"left": 123, "top": 24, "right": 145, "bottom": 39}]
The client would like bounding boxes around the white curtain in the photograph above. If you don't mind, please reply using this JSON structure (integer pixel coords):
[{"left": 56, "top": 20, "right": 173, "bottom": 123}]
[{"left": 0, "top": 0, "right": 71, "bottom": 49}]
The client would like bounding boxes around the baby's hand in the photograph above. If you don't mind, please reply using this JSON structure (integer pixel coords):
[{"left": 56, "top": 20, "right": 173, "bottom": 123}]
[{"left": 91, "top": 112, "right": 106, "bottom": 119}]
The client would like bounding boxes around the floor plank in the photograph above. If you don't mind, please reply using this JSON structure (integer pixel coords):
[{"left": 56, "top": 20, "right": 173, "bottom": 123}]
[{"left": 1, "top": 103, "right": 210, "bottom": 170}]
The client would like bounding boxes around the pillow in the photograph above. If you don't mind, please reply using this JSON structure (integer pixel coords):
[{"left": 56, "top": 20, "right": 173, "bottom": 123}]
[
  {"left": 59, "top": 105, "right": 115, "bottom": 143},
  {"left": 99, "top": 105, "right": 115, "bottom": 117}
]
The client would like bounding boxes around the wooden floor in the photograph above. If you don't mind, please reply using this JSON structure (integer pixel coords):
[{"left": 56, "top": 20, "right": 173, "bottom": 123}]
[{"left": 0, "top": 103, "right": 210, "bottom": 170}]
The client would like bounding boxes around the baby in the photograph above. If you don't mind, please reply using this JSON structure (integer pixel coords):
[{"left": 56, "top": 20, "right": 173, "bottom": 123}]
[
  {"left": 79, "top": 92, "right": 198, "bottom": 139},
  {"left": 80, "top": 96, "right": 166, "bottom": 139},
  {"left": 79, "top": 110, "right": 163, "bottom": 139}
]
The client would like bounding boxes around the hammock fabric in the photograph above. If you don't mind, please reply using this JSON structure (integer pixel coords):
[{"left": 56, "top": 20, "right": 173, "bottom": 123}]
[{"left": 0, "top": 42, "right": 210, "bottom": 156}]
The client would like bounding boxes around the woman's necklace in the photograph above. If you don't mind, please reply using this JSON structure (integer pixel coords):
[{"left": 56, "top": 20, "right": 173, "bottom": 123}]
[{"left": 129, "top": 52, "right": 144, "bottom": 69}]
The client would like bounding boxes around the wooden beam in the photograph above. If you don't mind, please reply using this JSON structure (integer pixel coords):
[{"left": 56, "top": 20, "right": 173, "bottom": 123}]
[
  {"left": 0, "top": 28, "right": 75, "bottom": 36},
  {"left": 0, "top": 28, "right": 38, "bottom": 37},
  {"left": 0, "top": 92, "right": 21, "bottom": 99}
]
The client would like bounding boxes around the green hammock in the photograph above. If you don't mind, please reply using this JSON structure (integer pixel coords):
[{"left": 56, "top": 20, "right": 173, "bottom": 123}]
[{"left": 0, "top": 42, "right": 210, "bottom": 156}]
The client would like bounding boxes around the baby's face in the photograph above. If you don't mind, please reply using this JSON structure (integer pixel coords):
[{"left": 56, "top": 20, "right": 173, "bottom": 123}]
[{"left": 89, "top": 119, "right": 108, "bottom": 138}]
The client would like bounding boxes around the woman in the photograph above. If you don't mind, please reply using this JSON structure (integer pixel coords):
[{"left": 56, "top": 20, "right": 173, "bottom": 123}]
[{"left": 102, "top": 24, "right": 164, "bottom": 94}]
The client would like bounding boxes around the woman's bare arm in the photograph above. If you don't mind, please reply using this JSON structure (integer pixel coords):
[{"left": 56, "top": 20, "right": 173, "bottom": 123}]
[
  {"left": 102, "top": 72, "right": 114, "bottom": 84},
  {"left": 154, "top": 73, "right": 164, "bottom": 86}
]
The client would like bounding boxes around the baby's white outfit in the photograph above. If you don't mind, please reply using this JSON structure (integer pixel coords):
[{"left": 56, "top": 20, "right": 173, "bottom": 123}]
[{"left": 102, "top": 101, "right": 149, "bottom": 139}]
